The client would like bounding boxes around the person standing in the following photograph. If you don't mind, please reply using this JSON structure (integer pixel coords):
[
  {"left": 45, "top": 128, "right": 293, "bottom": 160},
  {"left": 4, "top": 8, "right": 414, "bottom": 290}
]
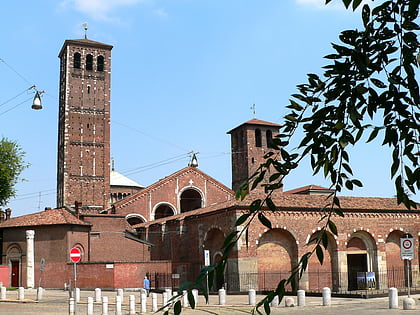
[{"left": 143, "top": 276, "right": 150, "bottom": 297}]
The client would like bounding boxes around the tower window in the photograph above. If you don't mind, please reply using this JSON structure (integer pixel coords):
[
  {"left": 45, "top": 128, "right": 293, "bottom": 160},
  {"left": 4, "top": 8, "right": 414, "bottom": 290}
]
[
  {"left": 97, "top": 55, "right": 104, "bottom": 71},
  {"left": 255, "top": 129, "right": 262, "bottom": 147},
  {"left": 73, "top": 53, "right": 81, "bottom": 69},
  {"left": 266, "top": 130, "right": 273, "bottom": 148},
  {"left": 86, "top": 54, "right": 93, "bottom": 71},
  {"left": 87, "top": 86, "right": 91, "bottom": 94}
]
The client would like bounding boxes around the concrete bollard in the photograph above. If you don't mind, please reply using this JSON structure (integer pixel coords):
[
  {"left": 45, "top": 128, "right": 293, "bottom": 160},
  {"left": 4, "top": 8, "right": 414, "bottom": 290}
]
[
  {"left": 141, "top": 292, "right": 147, "bottom": 313},
  {"left": 18, "top": 287, "right": 25, "bottom": 300},
  {"left": 165, "top": 288, "right": 172, "bottom": 297},
  {"left": 162, "top": 291, "right": 169, "bottom": 311},
  {"left": 116, "top": 295, "right": 122, "bottom": 315},
  {"left": 297, "top": 289, "right": 305, "bottom": 307},
  {"left": 102, "top": 296, "right": 109, "bottom": 315},
  {"left": 152, "top": 292, "right": 158, "bottom": 312},
  {"left": 37, "top": 287, "right": 44, "bottom": 301},
  {"left": 87, "top": 296, "right": 94, "bottom": 315},
  {"left": 388, "top": 287, "right": 398, "bottom": 309},
  {"left": 1, "top": 286, "right": 6, "bottom": 300},
  {"left": 75, "top": 287, "right": 80, "bottom": 303},
  {"left": 95, "top": 288, "right": 101, "bottom": 303},
  {"left": 69, "top": 297, "right": 75, "bottom": 315},
  {"left": 218, "top": 288, "right": 226, "bottom": 305},
  {"left": 285, "top": 296, "right": 295, "bottom": 307},
  {"left": 182, "top": 290, "right": 189, "bottom": 307},
  {"left": 270, "top": 295, "right": 279, "bottom": 307},
  {"left": 117, "top": 288, "right": 124, "bottom": 303},
  {"left": 322, "top": 287, "right": 331, "bottom": 306},
  {"left": 192, "top": 289, "right": 199, "bottom": 307},
  {"left": 129, "top": 294, "right": 136, "bottom": 315},
  {"left": 403, "top": 297, "right": 416, "bottom": 310},
  {"left": 248, "top": 289, "right": 256, "bottom": 306}
]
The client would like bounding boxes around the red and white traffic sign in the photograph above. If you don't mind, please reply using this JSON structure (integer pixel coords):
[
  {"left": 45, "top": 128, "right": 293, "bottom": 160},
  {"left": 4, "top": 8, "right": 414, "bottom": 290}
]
[
  {"left": 400, "top": 235, "right": 414, "bottom": 260},
  {"left": 70, "top": 247, "right": 82, "bottom": 263}
]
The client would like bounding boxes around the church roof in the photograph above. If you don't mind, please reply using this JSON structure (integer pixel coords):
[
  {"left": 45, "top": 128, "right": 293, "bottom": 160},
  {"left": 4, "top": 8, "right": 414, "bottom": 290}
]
[
  {"left": 110, "top": 170, "right": 144, "bottom": 188},
  {"left": 0, "top": 208, "right": 91, "bottom": 228},
  {"left": 133, "top": 194, "right": 416, "bottom": 228},
  {"left": 227, "top": 118, "right": 281, "bottom": 134}
]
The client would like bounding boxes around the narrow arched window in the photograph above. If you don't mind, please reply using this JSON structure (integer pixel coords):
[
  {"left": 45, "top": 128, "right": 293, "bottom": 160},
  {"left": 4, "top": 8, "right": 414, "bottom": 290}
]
[
  {"left": 74, "top": 53, "right": 81, "bottom": 69},
  {"left": 266, "top": 130, "right": 273, "bottom": 148},
  {"left": 86, "top": 54, "right": 93, "bottom": 71},
  {"left": 97, "top": 55, "right": 104, "bottom": 71},
  {"left": 255, "top": 129, "right": 262, "bottom": 147}
]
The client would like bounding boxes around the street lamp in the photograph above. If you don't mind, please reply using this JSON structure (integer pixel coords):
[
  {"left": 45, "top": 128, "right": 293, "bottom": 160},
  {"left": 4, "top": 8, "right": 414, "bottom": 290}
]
[{"left": 31, "top": 91, "right": 43, "bottom": 110}]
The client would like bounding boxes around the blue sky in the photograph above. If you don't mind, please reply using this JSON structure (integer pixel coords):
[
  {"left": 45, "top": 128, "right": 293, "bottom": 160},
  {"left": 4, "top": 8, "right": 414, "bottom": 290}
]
[{"left": 1, "top": 0, "right": 413, "bottom": 217}]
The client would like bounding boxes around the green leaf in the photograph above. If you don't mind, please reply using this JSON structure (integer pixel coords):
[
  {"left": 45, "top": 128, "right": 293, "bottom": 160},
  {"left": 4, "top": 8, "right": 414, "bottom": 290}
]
[
  {"left": 328, "top": 220, "right": 338, "bottom": 235},
  {"left": 174, "top": 300, "right": 182, "bottom": 315},
  {"left": 235, "top": 213, "right": 250, "bottom": 226},
  {"left": 258, "top": 213, "right": 272, "bottom": 229},
  {"left": 266, "top": 197, "right": 277, "bottom": 211},
  {"left": 316, "top": 245, "right": 324, "bottom": 264},
  {"left": 187, "top": 290, "right": 195, "bottom": 309}
]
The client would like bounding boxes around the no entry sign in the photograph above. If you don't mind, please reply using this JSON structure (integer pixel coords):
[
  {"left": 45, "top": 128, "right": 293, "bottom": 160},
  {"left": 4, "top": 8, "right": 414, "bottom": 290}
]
[{"left": 70, "top": 247, "right": 81, "bottom": 263}]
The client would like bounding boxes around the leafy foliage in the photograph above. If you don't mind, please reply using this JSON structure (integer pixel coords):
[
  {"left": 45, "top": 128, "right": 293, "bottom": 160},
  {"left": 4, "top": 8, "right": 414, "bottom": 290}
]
[
  {"left": 0, "top": 137, "right": 28, "bottom": 207},
  {"left": 165, "top": 1, "right": 419, "bottom": 314}
]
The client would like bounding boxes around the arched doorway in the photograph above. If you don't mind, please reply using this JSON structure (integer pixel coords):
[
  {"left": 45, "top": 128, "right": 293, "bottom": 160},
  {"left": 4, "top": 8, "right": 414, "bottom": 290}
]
[
  {"left": 203, "top": 228, "right": 226, "bottom": 291},
  {"left": 7, "top": 244, "right": 22, "bottom": 287},
  {"left": 306, "top": 231, "right": 338, "bottom": 291},
  {"left": 386, "top": 230, "right": 406, "bottom": 288},
  {"left": 347, "top": 231, "right": 377, "bottom": 290},
  {"left": 257, "top": 229, "right": 298, "bottom": 291},
  {"left": 180, "top": 188, "right": 202, "bottom": 213}
]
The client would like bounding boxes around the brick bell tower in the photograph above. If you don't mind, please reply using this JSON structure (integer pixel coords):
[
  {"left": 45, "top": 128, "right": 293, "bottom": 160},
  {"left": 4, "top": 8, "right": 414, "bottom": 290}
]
[
  {"left": 228, "top": 118, "right": 282, "bottom": 194},
  {"left": 57, "top": 38, "right": 113, "bottom": 212}
]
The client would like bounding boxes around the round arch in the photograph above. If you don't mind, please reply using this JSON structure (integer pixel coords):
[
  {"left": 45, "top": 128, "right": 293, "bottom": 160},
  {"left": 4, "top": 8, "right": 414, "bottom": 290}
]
[
  {"left": 125, "top": 213, "right": 147, "bottom": 226},
  {"left": 257, "top": 228, "right": 298, "bottom": 291},
  {"left": 7, "top": 244, "right": 23, "bottom": 287},
  {"left": 179, "top": 186, "right": 204, "bottom": 213},
  {"left": 385, "top": 230, "right": 406, "bottom": 288},
  {"left": 153, "top": 202, "right": 176, "bottom": 220},
  {"left": 203, "top": 227, "right": 226, "bottom": 291}
]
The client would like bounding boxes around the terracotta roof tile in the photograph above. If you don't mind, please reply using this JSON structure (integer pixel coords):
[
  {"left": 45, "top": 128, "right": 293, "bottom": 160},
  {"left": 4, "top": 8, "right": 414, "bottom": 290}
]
[{"left": 0, "top": 208, "right": 91, "bottom": 228}]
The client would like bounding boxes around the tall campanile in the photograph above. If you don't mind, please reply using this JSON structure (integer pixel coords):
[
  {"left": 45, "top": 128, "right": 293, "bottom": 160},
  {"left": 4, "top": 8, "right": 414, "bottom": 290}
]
[{"left": 57, "top": 38, "right": 113, "bottom": 212}]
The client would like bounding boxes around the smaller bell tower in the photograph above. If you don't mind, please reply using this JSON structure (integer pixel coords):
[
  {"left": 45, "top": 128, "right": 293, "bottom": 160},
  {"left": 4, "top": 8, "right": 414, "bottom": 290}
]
[{"left": 228, "top": 118, "right": 282, "bottom": 193}]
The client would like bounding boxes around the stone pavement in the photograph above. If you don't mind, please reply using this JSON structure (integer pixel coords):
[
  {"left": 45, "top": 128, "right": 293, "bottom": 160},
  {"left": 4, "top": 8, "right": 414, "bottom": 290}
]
[{"left": 0, "top": 289, "right": 419, "bottom": 314}]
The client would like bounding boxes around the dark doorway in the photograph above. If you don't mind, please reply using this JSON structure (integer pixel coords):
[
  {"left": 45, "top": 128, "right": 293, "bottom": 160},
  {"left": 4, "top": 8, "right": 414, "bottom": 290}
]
[
  {"left": 11, "top": 261, "right": 19, "bottom": 287},
  {"left": 180, "top": 189, "right": 202, "bottom": 213},
  {"left": 347, "top": 253, "right": 367, "bottom": 290}
]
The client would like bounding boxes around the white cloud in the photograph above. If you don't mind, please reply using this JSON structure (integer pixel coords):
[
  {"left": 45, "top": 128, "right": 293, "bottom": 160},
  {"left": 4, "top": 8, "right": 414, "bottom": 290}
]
[
  {"left": 154, "top": 8, "right": 168, "bottom": 18},
  {"left": 60, "top": 0, "right": 144, "bottom": 21}
]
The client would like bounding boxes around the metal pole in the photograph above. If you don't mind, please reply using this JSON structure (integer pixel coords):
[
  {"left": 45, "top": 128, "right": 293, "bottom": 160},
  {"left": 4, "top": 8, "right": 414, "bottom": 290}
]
[
  {"left": 407, "top": 259, "right": 411, "bottom": 298},
  {"left": 74, "top": 262, "right": 77, "bottom": 314},
  {"left": 206, "top": 271, "right": 209, "bottom": 304}
]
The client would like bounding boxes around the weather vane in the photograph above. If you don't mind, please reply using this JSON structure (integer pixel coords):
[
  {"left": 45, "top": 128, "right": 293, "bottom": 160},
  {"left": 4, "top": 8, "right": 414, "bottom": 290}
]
[
  {"left": 82, "top": 23, "right": 88, "bottom": 39},
  {"left": 250, "top": 103, "right": 256, "bottom": 118}
]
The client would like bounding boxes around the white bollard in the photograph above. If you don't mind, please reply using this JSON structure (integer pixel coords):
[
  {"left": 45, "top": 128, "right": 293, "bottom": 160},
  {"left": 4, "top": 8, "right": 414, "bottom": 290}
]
[
  {"left": 403, "top": 297, "right": 416, "bottom": 310},
  {"left": 322, "top": 287, "right": 331, "bottom": 306},
  {"left": 297, "top": 289, "right": 305, "bottom": 307},
  {"left": 117, "top": 288, "right": 124, "bottom": 303},
  {"left": 129, "top": 294, "right": 136, "bottom": 315},
  {"left": 102, "top": 296, "right": 109, "bottom": 315},
  {"left": 18, "top": 287, "right": 24, "bottom": 300},
  {"left": 116, "top": 295, "right": 122, "bottom": 315},
  {"left": 388, "top": 287, "right": 398, "bottom": 309},
  {"left": 1, "top": 286, "right": 6, "bottom": 300},
  {"left": 270, "top": 295, "right": 279, "bottom": 307},
  {"left": 248, "top": 289, "right": 256, "bottom": 306},
  {"left": 69, "top": 297, "right": 75, "bottom": 315},
  {"left": 192, "top": 289, "right": 199, "bottom": 307},
  {"left": 152, "top": 292, "right": 158, "bottom": 312},
  {"left": 37, "top": 287, "right": 44, "bottom": 301},
  {"left": 75, "top": 287, "right": 80, "bottom": 303},
  {"left": 218, "top": 288, "right": 226, "bottom": 305},
  {"left": 95, "top": 288, "right": 101, "bottom": 303},
  {"left": 87, "top": 296, "right": 94, "bottom": 315},
  {"left": 141, "top": 292, "right": 147, "bottom": 313},
  {"left": 182, "top": 290, "right": 189, "bottom": 307},
  {"left": 162, "top": 291, "right": 169, "bottom": 311},
  {"left": 165, "top": 288, "right": 172, "bottom": 297}
]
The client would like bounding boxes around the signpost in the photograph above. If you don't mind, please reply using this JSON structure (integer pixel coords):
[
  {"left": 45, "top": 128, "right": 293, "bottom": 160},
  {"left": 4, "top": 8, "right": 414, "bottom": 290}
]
[
  {"left": 204, "top": 250, "right": 210, "bottom": 304},
  {"left": 400, "top": 233, "right": 414, "bottom": 298},
  {"left": 70, "top": 248, "right": 81, "bottom": 314}
]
